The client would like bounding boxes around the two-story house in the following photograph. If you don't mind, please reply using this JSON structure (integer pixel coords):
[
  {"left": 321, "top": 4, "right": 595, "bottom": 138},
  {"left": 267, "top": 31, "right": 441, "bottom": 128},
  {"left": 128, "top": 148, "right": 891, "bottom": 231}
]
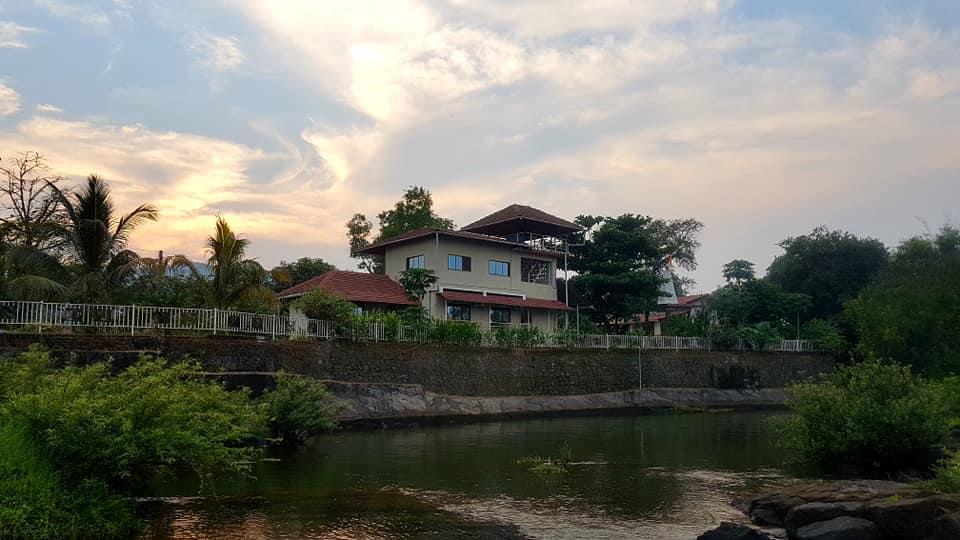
[{"left": 356, "top": 205, "right": 578, "bottom": 331}]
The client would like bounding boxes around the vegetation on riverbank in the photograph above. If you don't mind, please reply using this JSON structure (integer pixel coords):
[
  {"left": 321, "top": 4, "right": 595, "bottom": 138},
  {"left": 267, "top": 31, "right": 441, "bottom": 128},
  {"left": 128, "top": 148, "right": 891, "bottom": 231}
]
[{"left": 0, "top": 346, "right": 339, "bottom": 539}]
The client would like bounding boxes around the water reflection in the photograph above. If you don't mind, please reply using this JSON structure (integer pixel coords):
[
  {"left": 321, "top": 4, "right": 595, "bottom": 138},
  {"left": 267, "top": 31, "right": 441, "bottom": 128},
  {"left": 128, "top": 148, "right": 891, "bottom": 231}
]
[{"left": 142, "top": 412, "right": 791, "bottom": 539}]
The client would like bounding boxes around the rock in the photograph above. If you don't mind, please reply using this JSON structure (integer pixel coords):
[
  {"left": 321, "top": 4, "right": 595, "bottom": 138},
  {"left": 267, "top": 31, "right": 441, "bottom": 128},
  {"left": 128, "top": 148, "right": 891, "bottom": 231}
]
[
  {"left": 746, "top": 493, "right": 806, "bottom": 527},
  {"left": 784, "top": 502, "right": 864, "bottom": 531},
  {"left": 927, "top": 511, "right": 960, "bottom": 540},
  {"left": 697, "top": 521, "right": 774, "bottom": 540},
  {"left": 865, "top": 496, "right": 960, "bottom": 540},
  {"left": 793, "top": 516, "right": 879, "bottom": 540}
]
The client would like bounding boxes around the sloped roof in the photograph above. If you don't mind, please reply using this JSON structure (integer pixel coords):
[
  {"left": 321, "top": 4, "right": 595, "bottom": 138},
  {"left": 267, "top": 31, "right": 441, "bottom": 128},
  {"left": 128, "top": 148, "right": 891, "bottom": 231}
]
[
  {"left": 355, "top": 227, "right": 561, "bottom": 258},
  {"left": 440, "top": 290, "right": 572, "bottom": 311},
  {"left": 677, "top": 294, "right": 710, "bottom": 305},
  {"left": 277, "top": 271, "right": 417, "bottom": 306},
  {"left": 461, "top": 204, "right": 582, "bottom": 236}
]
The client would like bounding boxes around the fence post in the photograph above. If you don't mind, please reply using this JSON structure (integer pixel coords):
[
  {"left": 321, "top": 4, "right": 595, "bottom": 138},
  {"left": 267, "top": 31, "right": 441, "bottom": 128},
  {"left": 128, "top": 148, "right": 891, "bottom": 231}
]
[
  {"left": 213, "top": 308, "right": 218, "bottom": 335},
  {"left": 38, "top": 301, "right": 43, "bottom": 335},
  {"left": 131, "top": 305, "right": 136, "bottom": 336}
]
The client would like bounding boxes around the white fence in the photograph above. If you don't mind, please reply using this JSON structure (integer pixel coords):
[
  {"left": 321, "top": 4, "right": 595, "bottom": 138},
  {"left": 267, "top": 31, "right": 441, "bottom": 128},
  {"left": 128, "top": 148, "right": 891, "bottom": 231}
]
[{"left": 0, "top": 301, "right": 816, "bottom": 352}]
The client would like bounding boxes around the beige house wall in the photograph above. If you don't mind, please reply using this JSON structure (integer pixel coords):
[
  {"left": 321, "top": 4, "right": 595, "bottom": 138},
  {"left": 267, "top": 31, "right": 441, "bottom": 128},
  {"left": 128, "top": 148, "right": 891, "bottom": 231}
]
[{"left": 382, "top": 235, "right": 564, "bottom": 330}]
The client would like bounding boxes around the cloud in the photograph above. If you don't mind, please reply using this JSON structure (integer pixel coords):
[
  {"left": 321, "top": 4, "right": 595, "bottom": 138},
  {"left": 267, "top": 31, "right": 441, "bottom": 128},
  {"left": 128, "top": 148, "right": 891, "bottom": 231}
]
[
  {"left": 0, "top": 21, "right": 39, "bottom": 48},
  {"left": 0, "top": 83, "right": 20, "bottom": 115},
  {"left": 184, "top": 31, "right": 246, "bottom": 72},
  {"left": 36, "top": 103, "right": 63, "bottom": 113},
  {"left": 31, "top": 0, "right": 131, "bottom": 34}
]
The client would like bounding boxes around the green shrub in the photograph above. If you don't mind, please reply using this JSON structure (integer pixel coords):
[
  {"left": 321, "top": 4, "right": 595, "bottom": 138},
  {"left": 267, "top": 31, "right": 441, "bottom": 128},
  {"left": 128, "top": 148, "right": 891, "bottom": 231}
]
[
  {"left": 427, "top": 320, "right": 484, "bottom": 346},
  {"left": 931, "top": 452, "right": 960, "bottom": 493},
  {"left": 0, "top": 424, "right": 138, "bottom": 540},
  {"left": 292, "top": 288, "right": 357, "bottom": 327},
  {"left": 259, "top": 374, "right": 339, "bottom": 445},
  {"left": 739, "top": 322, "right": 782, "bottom": 351},
  {"left": 661, "top": 315, "right": 706, "bottom": 337},
  {"left": 801, "top": 319, "right": 847, "bottom": 354},
  {"left": 0, "top": 348, "right": 267, "bottom": 538},
  {"left": 777, "top": 359, "right": 953, "bottom": 472},
  {"left": 492, "top": 326, "right": 545, "bottom": 348}
]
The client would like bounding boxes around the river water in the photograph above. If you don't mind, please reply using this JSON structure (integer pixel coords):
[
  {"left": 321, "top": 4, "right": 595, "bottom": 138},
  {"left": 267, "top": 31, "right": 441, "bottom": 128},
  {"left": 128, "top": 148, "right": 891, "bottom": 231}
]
[{"left": 140, "top": 411, "right": 795, "bottom": 539}]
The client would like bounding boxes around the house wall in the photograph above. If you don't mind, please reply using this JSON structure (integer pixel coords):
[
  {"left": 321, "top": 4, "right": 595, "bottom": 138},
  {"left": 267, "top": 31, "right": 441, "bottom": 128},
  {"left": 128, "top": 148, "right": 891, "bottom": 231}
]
[
  {"left": 384, "top": 236, "right": 558, "bottom": 301},
  {"left": 382, "top": 235, "right": 563, "bottom": 328}
]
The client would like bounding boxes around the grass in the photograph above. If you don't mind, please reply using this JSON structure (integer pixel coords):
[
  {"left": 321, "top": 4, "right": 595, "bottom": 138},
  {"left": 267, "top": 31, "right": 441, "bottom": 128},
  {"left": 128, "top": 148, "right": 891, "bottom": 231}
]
[{"left": 517, "top": 442, "right": 573, "bottom": 475}]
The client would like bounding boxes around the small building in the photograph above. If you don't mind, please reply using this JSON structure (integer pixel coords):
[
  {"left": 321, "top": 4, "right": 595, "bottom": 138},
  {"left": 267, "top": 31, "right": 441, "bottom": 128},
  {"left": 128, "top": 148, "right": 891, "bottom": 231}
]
[
  {"left": 276, "top": 270, "right": 418, "bottom": 312},
  {"left": 355, "top": 204, "right": 577, "bottom": 331}
]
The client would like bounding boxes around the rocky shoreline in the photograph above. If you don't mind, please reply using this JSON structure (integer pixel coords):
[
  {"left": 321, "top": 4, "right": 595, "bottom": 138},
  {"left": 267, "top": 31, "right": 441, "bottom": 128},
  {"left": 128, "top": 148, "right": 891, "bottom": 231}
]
[{"left": 698, "top": 480, "right": 960, "bottom": 540}]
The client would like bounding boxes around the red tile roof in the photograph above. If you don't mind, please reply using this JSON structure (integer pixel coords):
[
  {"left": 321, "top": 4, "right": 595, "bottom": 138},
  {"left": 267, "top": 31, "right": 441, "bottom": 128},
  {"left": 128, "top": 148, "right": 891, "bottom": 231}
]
[
  {"left": 461, "top": 204, "right": 583, "bottom": 234},
  {"left": 277, "top": 271, "right": 417, "bottom": 306},
  {"left": 356, "top": 227, "right": 561, "bottom": 258},
  {"left": 677, "top": 294, "right": 710, "bottom": 305},
  {"left": 440, "top": 290, "right": 572, "bottom": 311}
]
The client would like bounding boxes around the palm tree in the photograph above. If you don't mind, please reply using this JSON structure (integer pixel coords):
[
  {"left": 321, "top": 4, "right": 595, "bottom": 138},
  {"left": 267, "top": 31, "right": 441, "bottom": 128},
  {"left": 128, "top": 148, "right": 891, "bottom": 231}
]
[
  {"left": 4, "top": 175, "right": 158, "bottom": 301},
  {"left": 137, "top": 250, "right": 196, "bottom": 280},
  {"left": 202, "top": 216, "right": 271, "bottom": 309}
]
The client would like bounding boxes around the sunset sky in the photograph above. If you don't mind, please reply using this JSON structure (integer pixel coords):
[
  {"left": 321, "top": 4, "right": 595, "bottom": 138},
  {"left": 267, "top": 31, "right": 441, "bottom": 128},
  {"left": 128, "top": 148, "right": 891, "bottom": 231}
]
[{"left": 1, "top": 0, "right": 958, "bottom": 291}]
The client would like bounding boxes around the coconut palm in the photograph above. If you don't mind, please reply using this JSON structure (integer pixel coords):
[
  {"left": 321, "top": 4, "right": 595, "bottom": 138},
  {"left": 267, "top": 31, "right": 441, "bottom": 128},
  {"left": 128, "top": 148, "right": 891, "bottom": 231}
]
[
  {"left": 4, "top": 175, "right": 158, "bottom": 301},
  {"left": 202, "top": 216, "right": 272, "bottom": 309}
]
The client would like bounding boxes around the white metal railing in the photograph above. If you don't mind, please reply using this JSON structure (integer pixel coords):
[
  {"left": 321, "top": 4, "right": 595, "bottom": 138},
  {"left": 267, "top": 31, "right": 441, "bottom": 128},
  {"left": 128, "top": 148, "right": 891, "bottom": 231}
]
[{"left": 0, "top": 300, "right": 817, "bottom": 352}]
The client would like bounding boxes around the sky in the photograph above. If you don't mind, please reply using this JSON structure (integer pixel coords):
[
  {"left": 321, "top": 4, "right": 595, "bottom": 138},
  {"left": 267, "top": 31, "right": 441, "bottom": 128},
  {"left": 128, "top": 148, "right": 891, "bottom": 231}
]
[{"left": 0, "top": 0, "right": 958, "bottom": 292}]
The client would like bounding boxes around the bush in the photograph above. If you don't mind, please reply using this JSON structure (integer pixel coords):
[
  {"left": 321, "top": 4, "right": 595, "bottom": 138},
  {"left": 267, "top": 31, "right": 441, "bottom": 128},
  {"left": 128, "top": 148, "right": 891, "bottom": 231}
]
[
  {"left": 0, "top": 348, "right": 266, "bottom": 538},
  {"left": 931, "top": 452, "right": 960, "bottom": 493},
  {"left": 492, "top": 326, "right": 545, "bottom": 348},
  {"left": 661, "top": 315, "right": 707, "bottom": 337},
  {"left": 429, "top": 320, "right": 484, "bottom": 346},
  {"left": 258, "top": 374, "right": 339, "bottom": 445},
  {"left": 801, "top": 318, "right": 847, "bottom": 355},
  {"left": 0, "top": 424, "right": 138, "bottom": 540},
  {"left": 292, "top": 288, "right": 357, "bottom": 327},
  {"left": 777, "top": 359, "right": 953, "bottom": 472},
  {"left": 739, "top": 322, "right": 782, "bottom": 351}
]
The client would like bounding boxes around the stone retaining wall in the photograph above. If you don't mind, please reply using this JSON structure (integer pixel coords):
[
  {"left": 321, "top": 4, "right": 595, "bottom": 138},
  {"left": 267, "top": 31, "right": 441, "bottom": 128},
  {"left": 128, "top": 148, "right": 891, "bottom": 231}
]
[{"left": 0, "top": 334, "right": 833, "bottom": 396}]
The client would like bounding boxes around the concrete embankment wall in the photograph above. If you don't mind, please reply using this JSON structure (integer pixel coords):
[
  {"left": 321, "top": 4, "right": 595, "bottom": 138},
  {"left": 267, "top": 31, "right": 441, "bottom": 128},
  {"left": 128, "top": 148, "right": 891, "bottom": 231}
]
[
  {"left": 0, "top": 334, "right": 833, "bottom": 396},
  {"left": 0, "top": 335, "right": 832, "bottom": 421}
]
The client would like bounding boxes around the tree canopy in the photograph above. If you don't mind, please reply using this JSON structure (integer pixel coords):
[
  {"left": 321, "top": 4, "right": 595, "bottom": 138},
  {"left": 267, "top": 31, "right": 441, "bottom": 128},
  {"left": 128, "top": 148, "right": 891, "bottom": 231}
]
[
  {"left": 270, "top": 257, "right": 336, "bottom": 291},
  {"left": 346, "top": 186, "right": 454, "bottom": 273},
  {"left": 722, "top": 259, "right": 755, "bottom": 285},
  {"left": 568, "top": 214, "right": 702, "bottom": 330},
  {"left": 846, "top": 226, "right": 960, "bottom": 376},
  {"left": 767, "top": 226, "right": 888, "bottom": 320}
]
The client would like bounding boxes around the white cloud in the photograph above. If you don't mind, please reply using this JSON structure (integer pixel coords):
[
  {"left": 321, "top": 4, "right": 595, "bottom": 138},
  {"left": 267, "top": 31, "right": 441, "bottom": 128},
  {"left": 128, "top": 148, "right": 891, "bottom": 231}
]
[
  {"left": 0, "top": 21, "right": 39, "bottom": 48},
  {"left": 184, "top": 31, "right": 246, "bottom": 72},
  {"left": 0, "top": 83, "right": 20, "bottom": 115},
  {"left": 31, "top": 0, "right": 131, "bottom": 34},
  {"left": 36, "top": 103, "right": 63, "bottom": 113}
]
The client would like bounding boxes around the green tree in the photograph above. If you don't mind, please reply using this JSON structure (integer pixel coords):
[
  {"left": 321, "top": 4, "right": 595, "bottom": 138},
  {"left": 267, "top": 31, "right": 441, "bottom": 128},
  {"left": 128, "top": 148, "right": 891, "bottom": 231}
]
[
  {"left": 767, "top": 227, "right": 888, "bottom": 320},
  {"left": 346, "top": 187, "right": 454, "bottom": 274},
  {"left": 846, "top": 226, "right": 960, "bottom": 376},
  {"left": 4, "top": 175, "right": 157, "bottom": 302},
  {"left": 200, "top": 216, "right": 274, "bottom": 310},
  {"left": 398, "top": 268, "right": 438, "bottom": 303},
  {"left": 291, "top": 288, "right": 357, "bottom": 325},
  {"left": 708, "top": 279, "right": 811, "bottom": 328},
  {"left": 777, "top": 359, "right": 953, "bottom": 472},
  {"left": 258, "top": 373, "right": 339, "bottom": 446},
  {"left": 722, "top": 259, "right": 755, "bottom": 285},
  {"left": 270, "top": 257, "right": 335, "bottom": 291},
  {"left": 568, "top": 214, "right": 702, "bottom": 330}
]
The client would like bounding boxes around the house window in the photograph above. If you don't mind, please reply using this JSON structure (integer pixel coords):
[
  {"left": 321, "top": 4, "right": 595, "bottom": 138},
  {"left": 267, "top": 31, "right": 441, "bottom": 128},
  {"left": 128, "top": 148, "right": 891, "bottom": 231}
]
[
  {"left": 406, "top": 254, "right": 425, "bottom": 269},
  {"left": 448, "top": 254, "right": 472, "bottom": 272},
  {"left": 447, "top": 304, "right": 471, "bottom": 321},
  {"left": 488, "top": 260, "right": 510, "bottom": 276},
  {"left": 521, "top": 258, "right": 551, "bottom": 284},
  {"left": 521, "top": 309, "right": 531, "bottom": 325},
  {"left": 490, "top": 307, "right": 512, "bottom": 325}
]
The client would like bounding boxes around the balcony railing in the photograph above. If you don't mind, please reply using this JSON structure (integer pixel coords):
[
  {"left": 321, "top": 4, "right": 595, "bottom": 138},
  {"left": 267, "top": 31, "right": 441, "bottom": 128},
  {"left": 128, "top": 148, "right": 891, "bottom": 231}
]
[{"left": 0, "top": 300, "right": 817, "bottom": 352}]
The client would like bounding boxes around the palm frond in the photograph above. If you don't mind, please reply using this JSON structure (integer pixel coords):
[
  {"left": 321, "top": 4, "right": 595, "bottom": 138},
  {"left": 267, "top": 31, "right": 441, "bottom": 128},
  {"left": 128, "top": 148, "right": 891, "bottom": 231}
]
[
  {"left": 112, "top": 203, "right": 158, "bottom": 251},
  {"left": 4, "top": 275, "right": 68, "bottom": 301}
]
